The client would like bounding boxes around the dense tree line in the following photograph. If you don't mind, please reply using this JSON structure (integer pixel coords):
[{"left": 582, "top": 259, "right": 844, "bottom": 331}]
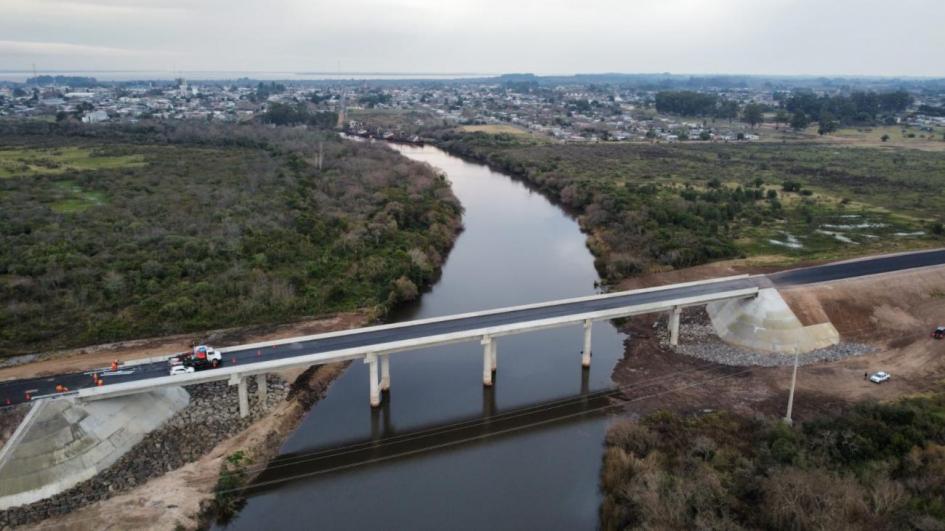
[
  {"left": 654, "top": 91, "right": 738, "bottom": 118},
  {"left": 784, "top": 90, "right": 913, "bottom": 125},
  {"left": 918, "top": 104, "right": 945, "bottom": 117},
  {"left": 358, "top": 91, "right": 392, "bottom": 108},
  {"left": 0, "top": 122, "right": 461, "bottom": 356},
  {"left": 261, "top": 102, "right": 338, "bottom": 127},
  {"left": 250, "top": 81, "right": 286, "bottom": 102},
  {"left": 601, "top": 391, "right": 945, "bottom": 529}
]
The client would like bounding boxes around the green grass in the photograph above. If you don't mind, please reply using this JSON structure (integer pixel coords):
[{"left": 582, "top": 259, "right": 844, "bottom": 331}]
[
  {"left": 48, "top": 180, "right": 107, "bottom": 213},
  {"left": 0, "top": 146, "right": 146, "bottom": 178}
]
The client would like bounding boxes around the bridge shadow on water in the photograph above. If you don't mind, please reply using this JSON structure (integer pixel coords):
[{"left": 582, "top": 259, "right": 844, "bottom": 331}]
[{"left": 244, "top": 368, "right": 620, "bottom": 495}]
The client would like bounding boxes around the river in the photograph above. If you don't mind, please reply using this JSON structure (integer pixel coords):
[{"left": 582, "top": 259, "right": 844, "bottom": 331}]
[{"left": 223, "top": 142, "right": 627, "bottom": 530}]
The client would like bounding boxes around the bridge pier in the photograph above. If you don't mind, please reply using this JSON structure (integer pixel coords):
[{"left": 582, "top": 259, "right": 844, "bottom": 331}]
[
  {"left": 669, "top": 306, "right": 682, "bottom": 346},
  {"left": 365, "top": 353, "right": 381, "bottom": 407},
  {"left": 228, "top": 374, "right": 250, "bottom": 418},
  {"left": 582, "top": 319, "right": 592, "bottom": 367},
  {"left": 481, "top": 336, "right": 496, "bottom": 386},
  {"left": 233, "top": 375, "right": 249, "bottom": 418},
  {"left": 256, "top": 373, "right": 267, "bottom": 404},
  {"left": 490, "top": 339, "right": 497, "bottom": 373},
  {"left": 380, "top": 354, "right": 391, "bottom": 392}
]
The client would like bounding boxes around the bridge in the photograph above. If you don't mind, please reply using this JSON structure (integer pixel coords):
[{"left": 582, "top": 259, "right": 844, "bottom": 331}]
[
  {"left": 1, "top": 247, "right": 943, "bottom": 509},
  {"left": 2, "top": 247, "right": 945, "bottom": 415},
  {"left": 57, "top": 275, "right": 762, "bottom": 414}
]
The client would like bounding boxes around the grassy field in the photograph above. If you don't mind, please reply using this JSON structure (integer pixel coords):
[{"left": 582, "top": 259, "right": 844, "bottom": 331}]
[
  {"left": 347, "top": 108, "right": 440, "bottom": 134},
  {"left": 458, "top": 124, "right": 533, "bottom": 136},
  {"left": 0, "top": 123, "right": 461, "bottom": 357},
  {"left": 436, "top": 132, "right": 945, "bottom": 280},
  {"left": 0, "top": 146, "right": 146, "bottom": 178},
  {"left": 819, "top": 124, "right": 945, "bottom": 151}
]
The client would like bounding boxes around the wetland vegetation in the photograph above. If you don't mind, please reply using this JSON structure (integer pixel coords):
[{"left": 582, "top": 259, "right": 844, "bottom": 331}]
[{"left": 0, "top": 122, "right": 461, "bottom": 357}]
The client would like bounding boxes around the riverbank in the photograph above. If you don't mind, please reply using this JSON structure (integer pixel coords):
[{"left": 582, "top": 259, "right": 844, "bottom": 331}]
[
  {"left": 0, "top": 122, "right": 463, "bottom": 358},
  {"left": 610, "top": 264, "right": 945, "bottom": 417},
  {"left": 429, "top": 131, "right": 945, "bottom": 285},
  {"left": 221, "top": 140, "right": 626, "bottom": 530},
  {"left": 0, "top": 124, "right": 470, "bottom": 527},
  {"left": 0, "top": 311, "right": 367, "bottom": 529},
  {"left": 0, "top": 364, "right": 350, "bottom": 530},
  {"left": 600, "top": 264, "right": 945, "bottom": 528}
]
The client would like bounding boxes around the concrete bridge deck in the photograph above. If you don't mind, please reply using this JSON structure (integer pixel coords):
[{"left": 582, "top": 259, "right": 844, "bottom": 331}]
[{"left": 1, "top": 247, "right": 944, "bottom": 412}]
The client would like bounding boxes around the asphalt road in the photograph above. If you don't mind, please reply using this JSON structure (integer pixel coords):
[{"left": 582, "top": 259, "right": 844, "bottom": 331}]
[{"left": 2, "top": 248, "right": 943, "bottom": 407}]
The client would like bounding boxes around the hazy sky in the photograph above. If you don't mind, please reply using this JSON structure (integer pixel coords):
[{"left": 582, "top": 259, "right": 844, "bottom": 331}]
[{"left": 2, "top": 0, "right": 943, "bottom": 76}]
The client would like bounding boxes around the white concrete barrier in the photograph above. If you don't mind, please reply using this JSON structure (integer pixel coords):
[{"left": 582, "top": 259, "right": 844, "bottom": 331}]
[{"left": 77, "top": 285, "right": 759, "bottom": 404}]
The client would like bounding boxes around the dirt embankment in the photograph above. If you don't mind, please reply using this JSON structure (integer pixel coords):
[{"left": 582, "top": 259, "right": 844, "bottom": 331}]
[
  {"left": 12, "top": 363, "right": 350, "bottom": 531},
  {"left": 0, "top": 313, "right": 367, "bottom": 530},
  {"left": 0, "top": 312, "right": 366, "bottom": 382},
  {"left": 612, "top": 266, "right": 945, "bottom": 421}
]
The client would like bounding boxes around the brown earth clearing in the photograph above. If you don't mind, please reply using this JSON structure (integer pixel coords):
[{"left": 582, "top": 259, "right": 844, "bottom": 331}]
[{"left": 612, "top": 266, "right": 945, "bottom": 421}]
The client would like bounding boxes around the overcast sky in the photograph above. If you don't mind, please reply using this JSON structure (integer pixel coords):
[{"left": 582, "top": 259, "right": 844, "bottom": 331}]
[{"left": 2, "top": 0, "right": 943, "bottom": 77}]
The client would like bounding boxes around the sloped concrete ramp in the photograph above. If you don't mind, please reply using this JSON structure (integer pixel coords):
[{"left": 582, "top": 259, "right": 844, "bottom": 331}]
[
  {"left": 707, "top": 288, "right": 840, "bottom": 354},
  {"left": 0, "top": 387, "right": 188, "bottom": 510}
]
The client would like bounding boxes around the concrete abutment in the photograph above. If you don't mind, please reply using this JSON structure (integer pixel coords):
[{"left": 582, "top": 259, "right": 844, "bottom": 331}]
[{"left": 0, "top": 388, "right": 189, "bottom": 510}]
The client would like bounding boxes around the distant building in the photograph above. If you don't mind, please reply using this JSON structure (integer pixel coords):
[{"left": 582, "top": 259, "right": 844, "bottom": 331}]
[{"left": 81, "top": 110, "right": 109, "bottom": 123}]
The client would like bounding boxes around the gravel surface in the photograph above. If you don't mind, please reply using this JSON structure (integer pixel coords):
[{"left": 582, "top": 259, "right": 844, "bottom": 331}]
[
  {"left": 0, "top": 356, "right": 37, "bottom": 370},
  {"left": 654, "top": 308, "right": 874, "bottom": 367},
  {"left": 0, "top": 376, "right": 289, "bottom": 529}
]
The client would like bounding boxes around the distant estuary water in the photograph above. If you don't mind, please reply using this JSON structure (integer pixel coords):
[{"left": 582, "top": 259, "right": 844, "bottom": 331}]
[{"left": 222, "top": 143, "right": 627, "bottom": 530}]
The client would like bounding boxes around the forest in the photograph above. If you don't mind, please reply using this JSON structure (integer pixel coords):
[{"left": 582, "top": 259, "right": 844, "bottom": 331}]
[
  {"left": 654, "top": 90, "right": 739, "bottom": 119},
  {"left": 0, "top": 121, "right": 462, "bottom": 357},
  {"left": 782, "top": 90, "right": 913, "bottom": 125},
  {"left": 654, "top": 89, "right": 913, "bottom": 127},
  {"left": 601, "top": 390, "right": 945, "bottom": 530}
]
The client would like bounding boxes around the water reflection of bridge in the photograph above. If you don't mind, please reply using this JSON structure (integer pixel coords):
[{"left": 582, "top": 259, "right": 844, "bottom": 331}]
[{"left": 246, "top": 367, "right": 616, "bottom": 495}]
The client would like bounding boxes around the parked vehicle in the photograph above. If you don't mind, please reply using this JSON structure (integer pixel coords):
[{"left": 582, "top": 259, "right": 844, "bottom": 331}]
[
  {"left": 869, "top": 371, "right": 891, "bottom": 384},
  {"left": 933, "top": 326, "right": 945, "bottom": 340}
]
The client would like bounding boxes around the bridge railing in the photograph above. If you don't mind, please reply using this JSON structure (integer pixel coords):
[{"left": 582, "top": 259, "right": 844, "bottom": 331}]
[{"left": 76, "top": 279, "right": 758, "bottom": 403}]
